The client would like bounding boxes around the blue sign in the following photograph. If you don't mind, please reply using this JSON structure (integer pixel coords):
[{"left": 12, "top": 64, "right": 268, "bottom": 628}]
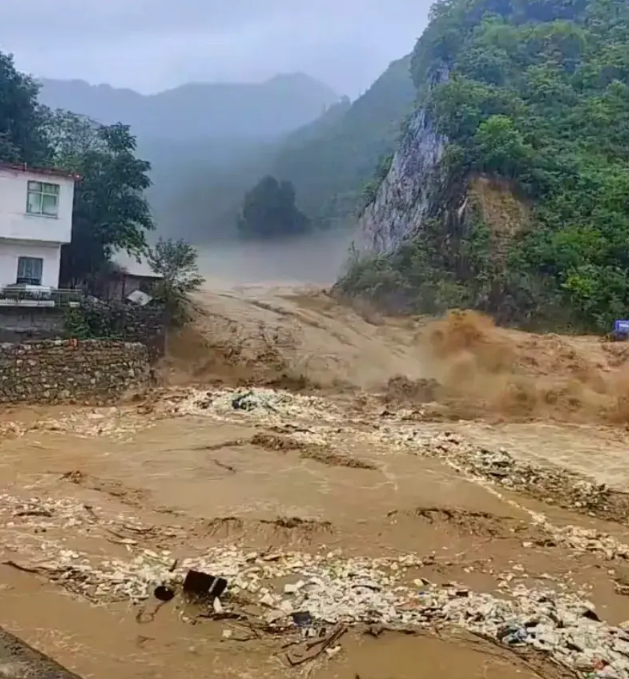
[{"left": 614, "top": 319, "right": 629, "bottom": 334}]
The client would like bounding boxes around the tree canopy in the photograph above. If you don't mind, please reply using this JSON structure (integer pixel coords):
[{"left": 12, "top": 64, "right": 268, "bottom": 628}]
[
  {"left": 0, "top": 52, "right": 155, "bottom": 289},
  {"left": 148, "top": 237, "right": 204, "bottom": 325},
  {"left": 237, "top": 175, "right": 310, "bottom": 239},
  {"left": 0, "top": 52, "right": 52, "bottom": 165},
  {"left": 49, "top": 113, "right": 154, "bottom": 286}
]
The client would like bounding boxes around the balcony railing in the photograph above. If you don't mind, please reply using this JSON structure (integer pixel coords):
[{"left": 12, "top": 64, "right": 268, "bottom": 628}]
[{"left": 0, "top": 285, "right": 83, "bottom": 308}]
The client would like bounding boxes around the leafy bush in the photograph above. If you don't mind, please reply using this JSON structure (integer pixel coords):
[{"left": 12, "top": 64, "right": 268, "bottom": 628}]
[{"left": 148, "top": 237, "right": 204, "bottom": 326}]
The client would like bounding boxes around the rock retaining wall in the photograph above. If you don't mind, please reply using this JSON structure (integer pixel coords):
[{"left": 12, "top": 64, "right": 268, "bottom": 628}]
[
  {"left": 63, "top": 302, "right": 168, "bottom": 361},
  {"left": 0, "top": 339, "right": 151, "bottom": 405}
]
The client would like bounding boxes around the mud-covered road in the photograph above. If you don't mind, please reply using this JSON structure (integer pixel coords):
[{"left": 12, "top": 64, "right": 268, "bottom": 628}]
[{"left": 3, "top": 285, "right": 629, "bottom": 679}]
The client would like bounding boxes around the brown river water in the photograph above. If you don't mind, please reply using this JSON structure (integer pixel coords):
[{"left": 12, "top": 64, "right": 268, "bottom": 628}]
[{"left": 3, "top": 265, "right": 629, "bottom": 678}]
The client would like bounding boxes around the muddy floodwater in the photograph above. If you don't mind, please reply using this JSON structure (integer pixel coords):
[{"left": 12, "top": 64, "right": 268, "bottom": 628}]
[{"left": 3, "top": 284, "right": 629, "bottom": 678}]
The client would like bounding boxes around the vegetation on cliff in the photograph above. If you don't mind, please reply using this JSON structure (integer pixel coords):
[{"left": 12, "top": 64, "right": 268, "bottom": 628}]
[{"left": 340, "top": 0, "right": 629, "bottom": 331}]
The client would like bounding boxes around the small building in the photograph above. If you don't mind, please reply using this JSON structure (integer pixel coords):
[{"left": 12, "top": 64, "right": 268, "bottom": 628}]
[
  {"left": 103, "top": 251, "right": 163, "bottom": 302},
  {"left": 0, "top": 163, "right": 78, "bottom": 289}
]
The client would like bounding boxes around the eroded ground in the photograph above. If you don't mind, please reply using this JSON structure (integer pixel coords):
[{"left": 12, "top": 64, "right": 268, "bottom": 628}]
[{"left": 3, "top": 287, "right": 629, "bottom": 678}]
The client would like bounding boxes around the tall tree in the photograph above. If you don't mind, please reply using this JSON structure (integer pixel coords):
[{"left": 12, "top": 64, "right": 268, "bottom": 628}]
[
  {"left": 237, "top": 175, "right": 310, "bottom": 239},
  {"left": 0, "top": 51, "right": 51, "bottom": 165},
  {"left": 46, "top": 112, "right": 155, "bottom": 285}
]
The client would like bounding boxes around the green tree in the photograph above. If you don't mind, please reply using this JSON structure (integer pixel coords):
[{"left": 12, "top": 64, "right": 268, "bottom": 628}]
[
  {"left": 44, "top": 109, "right": 107, "bottom": 167},
  {"left": 48, "top": 114, "right": 155, "bottom": 286},
  {"left": 0, "top": 51, "right": 51, "bottom": 164},
  {"left": 472, "top": 114, "right": 533, "bottom": 177},
  {"left": 237, "top": 175, "right": 310, "bottom": 239},
  {"left": 148, "top": 237, "right": 204, "bottom": 325}
]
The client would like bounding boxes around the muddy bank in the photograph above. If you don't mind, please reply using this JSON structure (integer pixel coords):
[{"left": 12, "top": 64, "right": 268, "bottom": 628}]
[{"left": 0, "top": 627, "right": 83, "bottom": 679}]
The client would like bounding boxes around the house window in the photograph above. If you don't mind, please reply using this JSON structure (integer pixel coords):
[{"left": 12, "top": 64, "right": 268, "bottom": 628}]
[
  {"left": 26, "top": 181, "right": 60, "bottom": 217},
  {"left": 17, "top": 257, "right": 44, "bottom": 285}
]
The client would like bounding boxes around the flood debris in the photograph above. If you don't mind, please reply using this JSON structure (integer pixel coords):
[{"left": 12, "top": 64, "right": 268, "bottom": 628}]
[
  {"left": 416, "top": 432, "right": 629, "bottom": 524},
  {"left": 3, "top": 481, "right": 629, "bottom": 677},
  {"left": 286, "top": 623, "right": 347, "bottom": 666},
  {"left": 396, "top": 431, "right": 629, "bottom": 561},
  {"left": 7, "top": 383, "right": 629, "bottom": 677},
  {"left": 161, "top": 387, "right": 344, "bottom": 424},
  {"left": 182, "top": 569, "right": 228, "bottom": 602},
  {"left": 154, "top": 585, "right": 175, "bottom": 602}
]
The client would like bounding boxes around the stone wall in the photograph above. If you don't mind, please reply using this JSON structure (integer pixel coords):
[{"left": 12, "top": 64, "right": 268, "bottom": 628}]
[
  {"left": 64, "top": 301, "right": 168, "bottom": 361},
  {"left": 0, "top": 339, "right": 151, "bottom": 405}
]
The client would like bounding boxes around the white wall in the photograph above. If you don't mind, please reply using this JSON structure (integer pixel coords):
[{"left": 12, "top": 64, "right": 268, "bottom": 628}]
[
  {"left": 0, "top": 241, "right": 62, "bottom": 288},
  {"left": 0, "top": 168, "right": 75, "bottom": 244}
]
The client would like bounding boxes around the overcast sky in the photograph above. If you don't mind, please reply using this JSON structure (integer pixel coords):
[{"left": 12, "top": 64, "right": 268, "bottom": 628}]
[{"left": 1, "top": 0, "right": 431, "bottom": 96}]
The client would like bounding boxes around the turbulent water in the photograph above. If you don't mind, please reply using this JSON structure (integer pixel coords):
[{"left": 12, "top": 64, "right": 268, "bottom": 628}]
[{"left": 6, "top": 236, "right": 629, "bottom": 679}]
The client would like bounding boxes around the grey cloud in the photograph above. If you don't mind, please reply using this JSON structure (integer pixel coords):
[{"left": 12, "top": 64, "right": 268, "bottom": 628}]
[{"left": 1, "top": 0, "right": 431, "bottom": 95}]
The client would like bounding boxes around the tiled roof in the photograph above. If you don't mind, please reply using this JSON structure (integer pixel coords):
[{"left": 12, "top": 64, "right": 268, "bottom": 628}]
[{"left": 0, "top": 162, "right": 80, "bottom": 180}]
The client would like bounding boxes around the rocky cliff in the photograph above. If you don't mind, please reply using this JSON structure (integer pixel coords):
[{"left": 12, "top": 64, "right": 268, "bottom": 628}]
[
  {"left": 357, "top": 107, "right": 446, "bottom": 254},
  {"left": 356, "top": 63, "right": 450, "bottom": 254}
]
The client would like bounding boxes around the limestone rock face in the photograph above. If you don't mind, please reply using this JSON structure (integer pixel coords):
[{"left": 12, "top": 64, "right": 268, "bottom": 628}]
[
  {"left": 356, "top": 67, "right": 449, "bottom": 255},
  {"left": 357, "top": 107, "right": 445, "bottom": 254}
]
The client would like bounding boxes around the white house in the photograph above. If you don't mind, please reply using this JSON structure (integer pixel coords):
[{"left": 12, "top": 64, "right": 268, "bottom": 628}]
[{"left": 0, "top": 163, "right": 77, "bottom": 289}]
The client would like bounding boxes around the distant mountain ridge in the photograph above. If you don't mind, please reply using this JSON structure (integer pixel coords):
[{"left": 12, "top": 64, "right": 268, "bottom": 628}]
[
  {"left": 270, "top": 55, "right": 415, "bottom": 227},
  {"left": 148, "top": 55, "right": 416, "bottom": 239},
  {"left": 37, "top": 73, "right": 340, "bottom": 139}
]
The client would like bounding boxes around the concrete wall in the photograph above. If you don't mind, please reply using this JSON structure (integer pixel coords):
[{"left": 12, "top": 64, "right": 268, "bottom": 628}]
[
  {"left": 0, "top": 240, "right": 62, "bottom": 288},
  {"left": 0, "top": 307, "right": 65, "bottom": 342},
  {"left": 0, "top": 168, "right": 74, "bottom": 244},
  {"left": 0, "top": 339, "right": 151, "bottom": 405}
]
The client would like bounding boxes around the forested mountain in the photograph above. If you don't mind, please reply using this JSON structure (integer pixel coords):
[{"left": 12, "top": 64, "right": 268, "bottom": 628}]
[
  {"left": 164, "top": 55, "right": 416, "bottom": 239},
  {"left": 37, "top": 73, "right": 339, "bottom": 139},
  {"left": 339, "top": 0, "right": 629, "bottom": 332}
]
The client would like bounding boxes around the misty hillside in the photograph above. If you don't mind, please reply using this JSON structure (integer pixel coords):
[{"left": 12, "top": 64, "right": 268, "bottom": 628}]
[
  {"left": 36, "top": 61, "right": 414, "bottom": 241},
  {"left": 37, "top": 73, "right": 339, "bottom": 139},
  {"left": 161, "top": 55, "right": 416, "bottom": 239},
  {"left": 270, "top": 55, "right": 415, "bottom": 227}
]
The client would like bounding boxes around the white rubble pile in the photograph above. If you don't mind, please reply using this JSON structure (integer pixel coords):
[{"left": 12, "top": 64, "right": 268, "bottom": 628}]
[
  {"left": 421, "top": 432, "right": 607, "bottom": 508},
  {"left": 183, "top": 549, "right": 629, "bottom": 678},
  {"left": 162, "top": 388, "right": 344, "bottom": 424},
  {"left": 59, "top": 545, "right": 628, "bottom": 678},
  {"left": 0, "top": 494, "right": 90, "bottom": 529},
  {"left": 17, "top": 548, "right": 177, "bottom": 603}
]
